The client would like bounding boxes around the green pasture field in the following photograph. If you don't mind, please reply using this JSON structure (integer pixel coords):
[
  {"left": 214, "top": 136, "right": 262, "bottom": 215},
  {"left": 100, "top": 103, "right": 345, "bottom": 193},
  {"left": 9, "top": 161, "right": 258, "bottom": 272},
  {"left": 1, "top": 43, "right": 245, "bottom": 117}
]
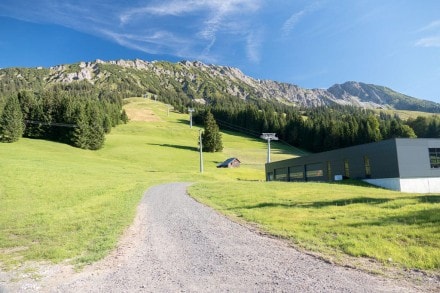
[
  {"left": 1, "top": 98, "right": 439, "bottom": 274},
  {"left": 375, "top": 108, "right": 439, "bottom": 120},
  {"left": 189, "top": 181, "right": 440, "bottom": 271},
  {"left": 0, "top": 98, "right": 296, "bottom": 268}
]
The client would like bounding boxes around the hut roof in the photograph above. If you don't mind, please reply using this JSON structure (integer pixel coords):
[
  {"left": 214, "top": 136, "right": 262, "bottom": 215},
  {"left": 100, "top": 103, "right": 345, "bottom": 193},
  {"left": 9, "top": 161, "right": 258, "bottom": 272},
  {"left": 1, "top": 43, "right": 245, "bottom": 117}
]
[{"left": 217, "top": 157, "right": 241, "bottom": 168}]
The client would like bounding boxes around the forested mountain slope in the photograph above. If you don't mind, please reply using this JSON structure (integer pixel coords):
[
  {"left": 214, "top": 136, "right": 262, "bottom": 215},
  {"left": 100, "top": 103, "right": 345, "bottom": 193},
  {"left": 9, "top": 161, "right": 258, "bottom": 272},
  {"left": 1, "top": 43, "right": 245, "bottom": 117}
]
[
  {"left": 1, "top": 59, "right": 439, "bottom": 112},
  {"left": 1, "top": 59, "right": 439, "bottom": 152}
]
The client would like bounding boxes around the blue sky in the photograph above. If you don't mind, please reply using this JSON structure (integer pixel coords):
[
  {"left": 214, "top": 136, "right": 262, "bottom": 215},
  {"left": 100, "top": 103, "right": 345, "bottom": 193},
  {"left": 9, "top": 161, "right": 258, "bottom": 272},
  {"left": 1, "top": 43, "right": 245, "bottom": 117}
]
[{"left": 0, "top": 0, "right": 439, "bottom": 102}]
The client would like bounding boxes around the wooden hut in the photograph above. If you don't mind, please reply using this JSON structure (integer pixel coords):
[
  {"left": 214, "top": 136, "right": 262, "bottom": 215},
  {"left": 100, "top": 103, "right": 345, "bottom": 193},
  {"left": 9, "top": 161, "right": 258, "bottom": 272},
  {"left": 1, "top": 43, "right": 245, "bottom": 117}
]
[{"left": 217, "top": 158, "right": 241, "bottom": 168}]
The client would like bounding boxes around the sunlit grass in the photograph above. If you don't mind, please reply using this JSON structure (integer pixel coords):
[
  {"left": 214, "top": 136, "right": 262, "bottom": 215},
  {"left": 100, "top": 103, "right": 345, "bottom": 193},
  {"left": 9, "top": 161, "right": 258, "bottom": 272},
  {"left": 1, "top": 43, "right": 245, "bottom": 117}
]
[
  {"left": 0, "top": 98, "right": 298, "bottom": 267},
  {"left": 3, "top": 97, "right": 438, "bottom": 273},
  {"left": 374, "top": 109, "right": 438, "bottom": 120},
  {"left": 189, "top": 181, "right": 440, "bottom": 271}
]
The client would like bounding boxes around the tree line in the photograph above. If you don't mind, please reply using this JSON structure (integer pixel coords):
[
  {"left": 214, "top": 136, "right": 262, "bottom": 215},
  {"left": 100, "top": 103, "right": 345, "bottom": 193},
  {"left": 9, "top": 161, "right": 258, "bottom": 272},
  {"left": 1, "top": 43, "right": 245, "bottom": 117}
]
[
  {"left": 182, "top": 95, "right": 440, "bottom": 153},
  {"left": 0, "top": 82, "right": 128, "bottom": 149}
]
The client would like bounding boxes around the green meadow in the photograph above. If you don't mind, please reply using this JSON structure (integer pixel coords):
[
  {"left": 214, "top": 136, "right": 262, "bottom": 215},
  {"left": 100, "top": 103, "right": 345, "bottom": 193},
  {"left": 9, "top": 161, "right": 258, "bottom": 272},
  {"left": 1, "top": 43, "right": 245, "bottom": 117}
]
[
  {"left": 1, "top": 98, "right": 439, "bottom": 273},
  {"left": 189, "top": 181, "right": 440, "bottom": 270},
  {"left": 0, "top": 98, "right": 295, "bottom": 267}
]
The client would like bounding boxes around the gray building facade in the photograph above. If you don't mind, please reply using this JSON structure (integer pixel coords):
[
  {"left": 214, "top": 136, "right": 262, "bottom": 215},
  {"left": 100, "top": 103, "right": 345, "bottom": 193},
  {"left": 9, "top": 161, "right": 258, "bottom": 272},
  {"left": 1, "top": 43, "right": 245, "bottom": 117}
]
[{"left": 265, "top": 138, "right": 440, "bottom": 193}]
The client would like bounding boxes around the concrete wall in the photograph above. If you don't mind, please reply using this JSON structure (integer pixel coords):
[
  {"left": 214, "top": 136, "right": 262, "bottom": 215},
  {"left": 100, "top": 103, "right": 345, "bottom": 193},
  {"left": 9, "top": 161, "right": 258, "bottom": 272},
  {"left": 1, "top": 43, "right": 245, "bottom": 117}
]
[
  {"left": 363, "top": 178, "right": 401, "bottom": 191},
  {"left": 364, "top": 177, "right": 440, "bottom": 193},
  {"left": 400, "top": 178, "right": 440, "bottom": 193}
]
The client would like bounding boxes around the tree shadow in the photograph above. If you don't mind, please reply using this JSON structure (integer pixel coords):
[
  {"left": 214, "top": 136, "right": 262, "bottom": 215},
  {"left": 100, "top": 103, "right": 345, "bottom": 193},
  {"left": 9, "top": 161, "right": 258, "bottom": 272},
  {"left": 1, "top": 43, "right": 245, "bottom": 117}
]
[
  {"left": 176, "top": 119, "right": 192, "bottom": 126},
  {"left": 229, "top": 195, "right": 440, "bottom": 211},
  {"left": 349, "top": 208, "right": 440, "bottom": 227},
  {"left": 418, "top": 195, "right": 440, "bottom": 203},
  {"left": 232, "top": 197, "right": 392, "bottom": 210},
  {"left": 147, "top": 143, "right": 198, "bottom": 152},
  {"left": 231, "top": 202, "right": 295, "bottom": 210},
  {"left": 307, "top": 197, "right": 392, "bottom": 208}
]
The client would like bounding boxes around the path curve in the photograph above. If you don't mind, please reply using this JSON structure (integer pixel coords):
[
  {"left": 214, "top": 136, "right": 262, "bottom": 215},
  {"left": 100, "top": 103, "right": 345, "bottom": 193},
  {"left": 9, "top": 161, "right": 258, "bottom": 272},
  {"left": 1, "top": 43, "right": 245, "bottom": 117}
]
[{"left": 2, "top": 183, "right": 433, "bottom": 292}]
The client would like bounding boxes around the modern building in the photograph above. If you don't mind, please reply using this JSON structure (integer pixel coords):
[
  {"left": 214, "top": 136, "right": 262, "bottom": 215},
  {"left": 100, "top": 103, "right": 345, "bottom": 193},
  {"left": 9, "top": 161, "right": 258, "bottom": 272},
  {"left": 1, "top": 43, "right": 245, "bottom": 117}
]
[{"left": 265, "top": 138, "right": 440, "bottom": 193}]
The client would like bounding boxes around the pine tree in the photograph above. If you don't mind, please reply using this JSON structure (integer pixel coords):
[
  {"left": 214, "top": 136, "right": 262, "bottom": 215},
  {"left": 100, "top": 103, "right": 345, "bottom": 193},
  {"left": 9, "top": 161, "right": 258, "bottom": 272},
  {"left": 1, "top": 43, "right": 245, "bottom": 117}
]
[
  {"left": 202, "top": 110, "right": 223, "bottom": 152},
  {"left": 86, "top": 102, "right": 105, "bottom": 150},
  {"left": 0, "top": 95, "right": 24, "bottom": 142},
  {"left": 71, "top": 104, "right": 89, "bottom": 149},
  {"left": 120, "top": 109, "right": 129, "bottom": 124},
  {"left": 103, "top": 115, "right": 112, "bottom": 134}
]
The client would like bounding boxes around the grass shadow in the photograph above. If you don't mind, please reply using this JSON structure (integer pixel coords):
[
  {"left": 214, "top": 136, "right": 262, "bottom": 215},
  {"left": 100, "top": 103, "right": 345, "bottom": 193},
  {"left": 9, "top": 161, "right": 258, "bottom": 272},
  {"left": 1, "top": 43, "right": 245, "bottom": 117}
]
[
  {"left": 233, "top": 197, "right": 392, "bottom": 210},
  {"left": 349, "top": 208, "right": 440, "bottom": 227},
  {"left": 176, "top": 119, "right": 192, "bottom": 126},
  {"left": 308, "top": 197, "right": 392, "bottom": 208},
  {"left": 237, "top": 202, "right": 295, "bottom": 209},
  {"left": 418, "top": 195, "right": 440, "bottom": 203},
  {"left": 147, "top": 143, "right": 198, "bottom": 152},
  {"left": 331, "top": 179, "right": 382, "bottom": 188},
  {"left": 232, "top": 194, "right": 440, "bottom": 211}
]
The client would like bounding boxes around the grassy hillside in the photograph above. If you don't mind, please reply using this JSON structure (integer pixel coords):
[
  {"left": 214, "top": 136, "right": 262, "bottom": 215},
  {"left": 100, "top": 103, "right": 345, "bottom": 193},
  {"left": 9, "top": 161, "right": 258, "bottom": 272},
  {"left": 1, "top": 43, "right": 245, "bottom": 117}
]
[
  {"left": 0, "top": 98, "right": 297, "bottom": 267},
  {"left": 376, "top": 108, "right": 439, "bottom": 121},
  {"left": 1, "top": 98, "right": 438, "bottom": 273}
]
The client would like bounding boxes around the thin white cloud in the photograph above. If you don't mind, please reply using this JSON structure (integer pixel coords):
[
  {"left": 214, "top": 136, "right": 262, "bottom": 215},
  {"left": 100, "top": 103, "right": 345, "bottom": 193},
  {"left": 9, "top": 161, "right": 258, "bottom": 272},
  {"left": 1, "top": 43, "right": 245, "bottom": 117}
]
[
  {"left": 282, "top": 11, "right": 306, "bottom": 37},
  {"left": 281, "top": 2, "right": 322, "bottom": 38},
  {"left": 0, "top": 0, "right": 263, "bottom": 63},
  {"left": 417, "top": 19, "right": 440, "bottom": 32},
  {"left": 119, "top": 1, "right": 195, "bottom": 24},
  {"left": 99, "top": 28, "right": 195, "bottom": 57},
  {"left": 415, "top": 19, "right": 440, "bottom": 48},
  {"left": 118, "top": 0, "right": 262, "bottom": 61},
  {"left": 246, "top": 30, "right": 263, "bottom": 63},
  {"left": 415, "top": 37, "right": 440, "bottom": 48}
]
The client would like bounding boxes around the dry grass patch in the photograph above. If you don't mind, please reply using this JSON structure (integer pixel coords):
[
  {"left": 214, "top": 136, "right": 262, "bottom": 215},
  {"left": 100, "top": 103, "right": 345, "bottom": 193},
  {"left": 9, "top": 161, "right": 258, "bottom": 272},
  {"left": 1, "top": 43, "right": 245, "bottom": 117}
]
[{"left": 124, "top": 107, "right": 162, "bottom": 122}]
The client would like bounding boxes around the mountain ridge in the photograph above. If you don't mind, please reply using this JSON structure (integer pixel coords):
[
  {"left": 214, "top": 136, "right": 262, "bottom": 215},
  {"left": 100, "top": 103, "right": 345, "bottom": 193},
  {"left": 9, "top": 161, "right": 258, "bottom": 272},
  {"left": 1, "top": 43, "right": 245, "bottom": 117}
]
[{"left": 1, "top": 59, "right": 439, "bottom": 113}]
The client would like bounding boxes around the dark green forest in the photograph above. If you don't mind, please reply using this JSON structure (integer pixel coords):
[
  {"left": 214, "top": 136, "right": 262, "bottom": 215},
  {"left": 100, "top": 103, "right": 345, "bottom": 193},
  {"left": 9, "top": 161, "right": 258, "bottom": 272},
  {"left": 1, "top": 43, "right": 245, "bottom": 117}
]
[
  {"left": 191, "top": 98, "right": 421, "bottom": 153},
  {"left": 0, "top": 82, "right": 127, "bottom": 149}
]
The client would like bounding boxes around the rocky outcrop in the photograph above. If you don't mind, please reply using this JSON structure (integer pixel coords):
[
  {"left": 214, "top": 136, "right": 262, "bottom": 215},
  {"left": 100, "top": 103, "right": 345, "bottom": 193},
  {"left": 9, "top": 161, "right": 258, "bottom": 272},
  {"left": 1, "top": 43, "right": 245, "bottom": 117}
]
[{"left": 2, "top": 59, "right": 439, "bottom": 112}]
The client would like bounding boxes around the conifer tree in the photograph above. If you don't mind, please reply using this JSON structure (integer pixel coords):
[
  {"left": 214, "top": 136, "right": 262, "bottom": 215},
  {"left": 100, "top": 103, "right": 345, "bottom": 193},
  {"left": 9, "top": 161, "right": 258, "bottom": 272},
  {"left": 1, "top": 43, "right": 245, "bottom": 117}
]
[
  {"left": 202, "top": 110, "right": 223, "bottom": 152},
  {"left": 0, "top": 94, "right": 24, "bottom": 142},
  {"left": 103, "top": 115, "right": 112, "bottom": 134},
  {"left": 71, "top": 104, "right": 89, "bottom": 149},
  {"left": 86, "top": 102, "right": 105, "bottom": 150},
  {"left": 120, "top": 109, "right": 129, "bottom": 124}
]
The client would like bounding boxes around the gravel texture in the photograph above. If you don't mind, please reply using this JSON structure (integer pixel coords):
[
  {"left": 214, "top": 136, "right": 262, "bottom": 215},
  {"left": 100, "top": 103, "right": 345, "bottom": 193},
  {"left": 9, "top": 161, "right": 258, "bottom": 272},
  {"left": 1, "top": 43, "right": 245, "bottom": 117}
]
[{"left": 1, "top": 183, "right": 437, "bottom": 292}]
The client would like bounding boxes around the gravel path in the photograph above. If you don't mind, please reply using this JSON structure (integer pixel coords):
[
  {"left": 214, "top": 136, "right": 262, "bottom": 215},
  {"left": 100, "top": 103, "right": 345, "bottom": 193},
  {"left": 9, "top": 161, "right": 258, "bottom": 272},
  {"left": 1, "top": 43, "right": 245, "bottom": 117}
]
[{"left": 1, "top": 183, "right": 435, "bottom": 292}]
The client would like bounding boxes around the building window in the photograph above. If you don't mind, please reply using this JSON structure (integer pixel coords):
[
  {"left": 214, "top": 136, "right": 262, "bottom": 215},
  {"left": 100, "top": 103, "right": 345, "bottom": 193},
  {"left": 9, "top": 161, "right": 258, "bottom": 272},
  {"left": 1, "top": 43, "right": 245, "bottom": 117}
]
[
  {"left": 289, "top": 165, "right": 304, "bottom": 180},
  {"left": 306, "top": 163, "right": 323, "bottom": 179},
  {"left": 327, "top": 161, "right": 332, "bottom": 181},
  {"left": 344, "top": 159, "right": 350, "bottom": 178},
  {"left": 429, "top": 148, "right": 440, "bottom": 168},
  {"left": 364, "top": 156, "right": 371, "bottom": 178},
  {"left": 275, "top": 167, "right": 288, "bottom": 181}
]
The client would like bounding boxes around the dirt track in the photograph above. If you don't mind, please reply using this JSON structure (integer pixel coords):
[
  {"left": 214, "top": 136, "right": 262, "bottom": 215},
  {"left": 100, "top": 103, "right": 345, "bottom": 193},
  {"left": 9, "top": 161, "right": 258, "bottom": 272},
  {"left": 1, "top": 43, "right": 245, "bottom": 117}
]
[{"left": 1, "top": 183, "right": 437, "bottom": 292}]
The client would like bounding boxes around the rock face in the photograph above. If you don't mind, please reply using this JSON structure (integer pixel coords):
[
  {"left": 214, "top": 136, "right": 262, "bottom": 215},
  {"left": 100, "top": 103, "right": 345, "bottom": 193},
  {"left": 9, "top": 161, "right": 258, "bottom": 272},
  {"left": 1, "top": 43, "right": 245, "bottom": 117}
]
[{"left": 1, "top": 59, "right": 439, "bottom": 112}]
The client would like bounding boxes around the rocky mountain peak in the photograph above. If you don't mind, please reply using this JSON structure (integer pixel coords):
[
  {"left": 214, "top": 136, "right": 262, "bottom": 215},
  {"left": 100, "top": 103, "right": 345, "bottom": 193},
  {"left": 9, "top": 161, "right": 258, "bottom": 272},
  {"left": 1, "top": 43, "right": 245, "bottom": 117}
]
[{"left": 2, "top": 59, "right": 439, "bottom": 112}]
